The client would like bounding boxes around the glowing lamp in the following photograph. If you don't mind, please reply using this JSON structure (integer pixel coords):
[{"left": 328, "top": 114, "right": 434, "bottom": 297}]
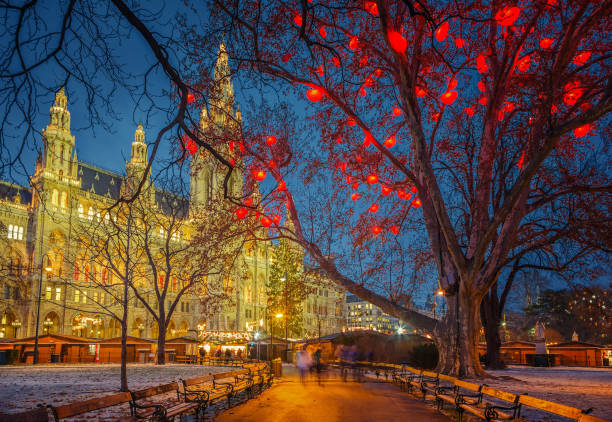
[
  {"left": 455, "top": 38, "right": 466, "bottom": 48},
  {"left": 416, "top": 87, "right": 427, "bottom": 98},
  {"left": 435, "top": 22, "right": 449, "bottom": 42},
  {"left": 440, "top": 91, "right": 458, "bottom": 105},
  {"left": 390, "top": 225, "right": 399, "bottom": 235},
  {"left": 477, "top": 54, "right": 488, "bottom": 73},
  {"left": 266, "top": 135, "right": 277, "bottom": 145},
  {"left": 372, "top": 226, "right": 382, "bottom": 235},
  {"left": 540, "top": 38, "right": 553, "bottom": 49},
  {"left": 479, "top": 96, "right": 487, "bottom": 105},
  {"left": 573, "top": 124, "right": 590, "bottom": 138},
  {"left": 352, "top": 182, "right": 360, "bottom": 190},
  {"left": 384, "top": 136, "right": 396, "bottom": 148},
  {"left": 332, "top": 57, "right": 340, "bottom": 67},
  {"left": 281, "top": 53, "right": 292, "bottom": 62},
  {"left": 388, "top": 30, "right": 407, "bottom": 53},
  {"left": 412, "top": 199, "right": 422, "bottom": 208},
  {"left": 410, "top": 186, "right": 418, "bottom": 194},
  {"left": 277, "top": 181, "right": 286, "bottom": 191},
  {"left": 381, "top": 186, "right": 391, "bottom": 196},
  {"left": 273, "top": 215, "right": 281, "bottom": 225},
  {"left": 244, "top": 198, "right": 253, "bottom": 206},
  {"left": 307, "top": 88, "right": 323, "bottom": 102},
  {"left": 187, "top": 93, "right": 195, "bottom": 103},
  {"left": 347, "top": 118, "right": 356, "bottom": 126},
  {"left": 367, "top": 174, "right": 378, "bottom": 184},
  {"left": 573, "top": 51, "right": 591, "bottom": 66},
  {"left": 369, "top": 203, "right": 379, "bottom": 213},
  {"left": 230, "top": 158, "right": 235, "bottom": 166},
  {"left": 294, "top": 14, "right": 302, "bottom": 26},
  {"left": 351, "top": 192, "right": 360, "bottom": 201},
  {"left": 319, "top": 26, "right": 327, "bottom": 38},
  {"left": 517, "top": 55, "right": 531, "bottom": 72},
  {"left": 495, "top": 6, "right": 520, "bottom": 26},
  {"left": 236, "top": 208, "right": 248, "bottom": 219},
  {"left": 349, "top": 36, "right": 359, "bottom": 50},
  {"left": 393, "top": 106, "right": 403, "bottom": 115},
  {"left": 478, "top": 81, "right": 485, "bottom": 92},
  {"left": 254, "top": 170, "right": 267, "bottom": 181},
  {"left": 359, "top": 87, "right": 367, "bottom": 97},
  {"left": 186, "top": 139, "right": 197, "bottom": 155},
  {"left": 465, "top": 107, "right": 475, "bottom": 117},
  {"left": 261, "top": 217, "right": 272, "bottom": 227},
  {"left": 317, "top": 65, "right": 324, "bottom": 76}
]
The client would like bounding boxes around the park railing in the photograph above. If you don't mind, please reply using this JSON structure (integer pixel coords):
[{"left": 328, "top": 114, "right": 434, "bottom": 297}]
[{"left": 334, "top": 361, "right": 610, "bottom": 422}]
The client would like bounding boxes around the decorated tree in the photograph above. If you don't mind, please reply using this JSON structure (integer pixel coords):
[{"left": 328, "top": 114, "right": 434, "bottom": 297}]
[
  {"left": 186, "top": 0, "right": 612, "bottom": 376},
  {"left": 267, "top": 237, "right": 310, "bottom": 338}
]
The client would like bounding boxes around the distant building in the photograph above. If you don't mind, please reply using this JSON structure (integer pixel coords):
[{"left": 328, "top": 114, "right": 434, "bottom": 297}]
[
  {"left": 344, "top": 294, "right": 404, "bottom": 334},
  {"left": 301, "top": 265, "right": 346, "bottom": 338}
]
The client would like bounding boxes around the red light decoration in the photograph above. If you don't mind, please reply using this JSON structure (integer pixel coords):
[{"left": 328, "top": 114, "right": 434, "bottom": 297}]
[
  {"left": 477, "top": 54, "right": 489, "bottom": 73},
  {"left": 367, "top": 174, "right": 378, "bottom": 184},
  {"left": 319, "top": 26, "right": 327, "bottom": 38},
  {"left": 349, "top": 36, "right": 359, "bottom": 50},
  {"left": 504, "top": 103, "right": 515, "bottom": 113},
  {"left": 266, "top": 135, "right": 277, "bottom": 146},
  {"left": 281, "top": 53, "right": 292, "bottom": 62},
  {"left": 495, "top": 6, "right": 520, "bottom": 26},
  {"left": 254, "top": 170, "right": 267, "bottom": 182},
  {"left": 261, "top": 217, "right": 272, "bottom": 227},
  {"left": 412, "top": 198, "right": 422, "bottom": 208},
  {"left": 465, "top": 107, "right": 475, "bottom": 116},
  {"left": 369, "top": 203, "right": 379, "bottom": 213},
  {"left": 388, "top": 30, "right": 408, "bottom": 53},
  {"left": 332, "top": 57, "right": 340, "bottom": 67},
  {"left": 517, "top": 55, "right": 531, "bottom": 72},
  {"left": 372, "top": 226, "right": 382, "bottom": 235},
  {"left": 390, "top": 225, "right": 399, "bottom": 235},
  {"left": 432, "top": 112, "right": 440, "bottom": 122},
  {"left": 384, "top": 136, "right": 397, "bottom": 148},
  {"left": 294, "top": 14, "right": 302, "bottom": 26},
  {"left": 352, "top": 181, "right": 360, "bottom": 190},
  {"left": 230, "top": 158, "right": 235, "bottom": 166},
  {"left": 573, "top": 124, "right": 590, "bottom": 138},
  {"left": 268, "top": 159, "right": 276, "bottom": 169},
  {"left": 393, "top": 106, "right": 403, "bottom": 115},
  {"left": 498, "top": 110, "right": 505, "bottom": 121},
  {"left": 363, "top": 133, "right": 374, "bottom": 147},
  {"left": 416, "top": 87, "right": 427, "bottom": 98},
  {"left": 337, "top": 162, "right": 347, "bottom": 173},
  {"left": 455, "top": 38, "right": 466, "bottom": 48},
  {"left": 345, "top": 175, "right": 352, "bottom": 184},
  {"left": 359, "top": 87, "right": 367, "bottom": 97},
  {"left": 435, "top": 22, "right": 449, "bottom": 42},
  {"left": 563, "top": 81, "right": 583, "bottom": 106},
  {"left": 236, "top": 208, "right": 248, "bottom": 219},
  {"left": 365, "top": 1, "right": 378, "bottom": 15},
  {"left": 187, "top": 93, "right": 195, "bottom": 103},
  {"left": 447, "top": 79, "right": 458, "bottom": 90},
  {"left": 186, "top": 139, "right": 197, "bottom": 155},
  {"left": 374, "top": 68, "right": 382, "bottom": 78},
  {"left": 479, "top": 96, "right": 487, "bottom": 105},
  {"left": 307, "top": 88, "right": 323, "bottom": 102},
  {"left": 244, "top": 198, "right": 253, "bottom": 206},
  {"left": 229, "top": 141, "right": 234, "bottom": 151},
  {"left": 381, "top": 186, "right": 391, "bottom": 196},
  {"left": 478, "top": 81, "right": 485, "bottom": 92},
  {"left": 273, "top": 215, "right": 281, "bottom": 225},
  {"left": 573, "top": 51, "right": 591, "bottom": 66},
  {"left": 440, "top": 91, "right": 458, "bottom": 105},
  {"left": 517, "top": 152, "right": 525, "bottom": 170},
  {"left": 410, "top": 186, "right": 417, "bottom": 194},
  {"left": 347, "top": 118, "right": 356, "bottom": 126},
  {"left": 540, "top": 38, "right": 553, "bottom": 49},
  {"left": 351, "top": 192, "right": 360, "bottom": 201},
  {"left": 277, "top": 181, "right": 287, "bottom": 191},
  {"left": 317, "top": 65, "right": 324, "bottom": 77}
]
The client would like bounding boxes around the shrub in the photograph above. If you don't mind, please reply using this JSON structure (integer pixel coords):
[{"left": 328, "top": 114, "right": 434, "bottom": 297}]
[{"left": 408, "top": 343, "right": 438, "bottom": 369}]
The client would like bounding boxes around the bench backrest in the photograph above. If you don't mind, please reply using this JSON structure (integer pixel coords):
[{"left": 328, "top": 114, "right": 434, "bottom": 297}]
[
  {"left": 183, "top": 374, "right": 214, "bottom": 387},
  {"left": 131, "top": 382, "right": 178, "bottom": 401},
  {"left": 438, "top": 373, "right": 456, "bottom": 383},
  {"left": 422, "top": 370, "right": 438, "bottom": 379},
  {"left": 481, "top": 386, "right": 518, "bottom": 404},
  {"left": 0, "top": 407, "right": 49, "bottom": 422},
  {"left": 51, "top": 392, "right": 132, "bottom": 419},
  {"left": 454, "top": 379, "right": 482, "bottom": 392},
  {"left": 518, "top": 395, "right": 588, "bottom": 420}
]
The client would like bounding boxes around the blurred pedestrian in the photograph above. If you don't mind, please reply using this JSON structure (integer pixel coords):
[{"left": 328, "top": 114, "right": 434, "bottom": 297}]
[{"left": 296, "top": 347, "right": 313, "bottom": 384}]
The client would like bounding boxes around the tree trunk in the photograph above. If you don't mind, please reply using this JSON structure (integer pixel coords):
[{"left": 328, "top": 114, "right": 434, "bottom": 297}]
[
  {"left": 435, "top": 287, "right": 487, "bottom": 378},
  {"left": 481, "top": 294, "right": 506, "bottom": 369},
  {"left": 156, "top": 323, "right": 166, "bottom": 365},
  {"left": 120, "top": 318, "right": 128, "bottom": 391}
]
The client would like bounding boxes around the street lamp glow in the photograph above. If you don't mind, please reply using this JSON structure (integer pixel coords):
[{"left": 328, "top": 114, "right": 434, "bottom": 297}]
[
  {"left": 397, "top": 327, "right": 405, "bottom": 335},
  {"left": 436, "top": 289, "right": 444, "bottom": 296},
  {"left": 280, "top": 277, "right": 286, "bottom": 282},
  {"left": 275, "top": 313, "right": 283, "bottom": 319}
]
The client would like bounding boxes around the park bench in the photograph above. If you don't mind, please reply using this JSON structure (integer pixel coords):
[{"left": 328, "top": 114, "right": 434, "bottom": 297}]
[
  {"left": 178, "top": 373, "right": 230, "bottom": 418},
  {"left": 213, "top": 369, "right": 253, "bottom": 406},
  {"left": 47, "top": 391, "right": 134, "bottom": 421},
  {"left": 128, "top": 381, "right": 200, "bottom": 421},
  {"left": 517, "top": 395, "right": 607, "bottom": 422},
  {"left": 419, "top": 370, "right": 441, "bottom": 401},
  {"left": 0, "top": 406, "right": 49, "bottom": 422}
]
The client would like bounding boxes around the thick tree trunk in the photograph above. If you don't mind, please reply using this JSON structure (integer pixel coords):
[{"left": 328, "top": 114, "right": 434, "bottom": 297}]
[
  {"left": 156, "top": 324, "right": 166, "bottom": 365},
  {"left": 435, "top": 288, "right": 487, "bottom": 378},
  {"left": 120, "top": 318, "right": 128, "bottom": 391},
  {"left": 481, "top": 294, "right": 506, "bottom": 369}
]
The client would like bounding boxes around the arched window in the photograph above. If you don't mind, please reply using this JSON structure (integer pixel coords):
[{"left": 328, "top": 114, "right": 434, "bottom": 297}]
[
  {"left": 51, "top": 189, "right": 59, "bottom": 206},
  {"left": 78, "top": 203, "right": 84, "bottom": 218},
  {"left": 101, "top": 268, "right": 107, "bottom": 285},
  {"left": 84, "top": 265, "right": 90, "bottom": 282},
  {"left": 73, "top": 263, "right": 79, "bottom": 280},
  {"left": 87, "top": 207, "right": 94, "bottom": 221},
  {"left": 60, "top": 192, "right": 67, "bottom": 210}
]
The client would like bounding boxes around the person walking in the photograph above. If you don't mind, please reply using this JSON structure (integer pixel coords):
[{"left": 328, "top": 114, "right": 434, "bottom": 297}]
[{"left": 296, "top": 347, "right": 312, "bottom": 384}]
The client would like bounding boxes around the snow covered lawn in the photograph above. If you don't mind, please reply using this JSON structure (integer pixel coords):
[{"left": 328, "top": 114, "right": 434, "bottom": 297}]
[
  {"left": 0, "top": 363, "right": 233, "bottom": 419},
  {"left": 475, "top": 366, "right": 612, "bottom": 421}
]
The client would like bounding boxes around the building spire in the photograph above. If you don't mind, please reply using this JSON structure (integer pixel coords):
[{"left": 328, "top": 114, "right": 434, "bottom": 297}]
[
  {"left": 49, "top": 87, "right": 71, "bottom": 131},
  {"left": 211, "top": 42, "right": 234, "bottom": 117}
]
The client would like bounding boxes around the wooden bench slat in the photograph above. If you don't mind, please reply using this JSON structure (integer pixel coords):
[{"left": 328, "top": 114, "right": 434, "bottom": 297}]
[
  {"left": 481, "top": 386, "right": 518, "bottom": 403},
  {"left": 183, "top": 374, "right": 214, "bottom": 387},
  {"left": 578, "top": 415, "right": 610, "bottom": 422},
  {"left": 53, "top": 392, "right": 132, "bottom": 419},
  {"left": 519, "top": 395, "right": 585, "bottom": 419},
  {"left": 454, "top": 379, "right": 481, "bottom": 391},
  {"left": 132, "top": 382, "right": 178, "bottom": 400},
  {"left": 0, "top": 407, "right": 49, "bottom": 422}
]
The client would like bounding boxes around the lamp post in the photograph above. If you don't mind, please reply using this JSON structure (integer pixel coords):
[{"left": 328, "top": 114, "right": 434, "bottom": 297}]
[
  {"left": 280, "top": 275, "right": 288, "bottom": 361},
  {"left": 275, "top": 313, "right": 283, "bottom": 360}
]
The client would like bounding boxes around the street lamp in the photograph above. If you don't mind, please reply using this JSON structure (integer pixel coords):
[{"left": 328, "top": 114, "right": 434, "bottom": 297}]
[
  {"left": 11, "top": 320, "right": 21, "bottom": 338},
  {"left": 42, "top": 318, "right": 53, "bottom": 334},
  {"left": 280, "top": 275, "right": 288, "bottom": 361}
]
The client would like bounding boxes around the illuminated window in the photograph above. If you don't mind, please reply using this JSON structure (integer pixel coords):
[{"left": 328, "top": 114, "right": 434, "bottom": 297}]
[
  {"left": 55, "top": 287, "right": 61, "bottom": 301},
  {"left": 78, "top": 204, "right": 84, "bottom": 218},
  {"left": 88, "top": 207, "right": 94, "bottom": 221},
  {"left": 74, "top": 289, "right": 80, "bottom": 303},
  {"left": 45, "top": 286, "right": 52, "bottom": 300}
]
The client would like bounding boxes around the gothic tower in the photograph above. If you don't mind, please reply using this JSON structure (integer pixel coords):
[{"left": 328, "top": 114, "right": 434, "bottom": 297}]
[
  {"left": 190, "top": 43, "right": 243, "bottom": 213},
  {"left": 41, "top": 87, "right": 77, "bottom": 181},
  {"left": 123, "top": 124, "right": 150, "bottom": 197}
]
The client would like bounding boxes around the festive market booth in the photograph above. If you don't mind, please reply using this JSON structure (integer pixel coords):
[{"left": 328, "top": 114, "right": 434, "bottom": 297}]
[
  {"left": 165, "top": 336, "right": 200, "bottom": 362},
  {"left": 201, "top": 331, "right": 251, "bottom": 360},
  {"left": 547, "top": 341, "right": 607, "bottom": 367},
  {"left": 5, "top": 334, "right": 93, "bottom": 363},
  {"left": 478, "top": 341, "right": 536, "bottom": 365},
  {"left": 96, "top": 336, "right": 155, "bottom": 363},
  {"left": 247, "top": 336, "right": 292, "bottom": 361}
]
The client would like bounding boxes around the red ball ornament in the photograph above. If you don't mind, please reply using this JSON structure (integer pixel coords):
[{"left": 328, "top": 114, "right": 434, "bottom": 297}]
[
  {"left": 294, "top": 14, "right": 302, "bottom": 26},
  {"left": 277, "top": 180, "right": 287, "bottom": 191},
  {"left": 393, "top": 106, "right": 403, "bottom": 115},
  {"left": 495, "top": 6, "right": 520, "bottom": 26},
  {"left": 384, "top": 136, "right": 396, "bottom": 148},
  {"left": 372, "top": 226, "right": 382, "bottom": 235},
  {"left": 573, "top": 51, "right": 591, "bottom": 66},
  {"left": 254, "top": 170, "right": 267, "bottom": 182},
  {"left": 517, "top": 55, "right": 531, "bottom": 72},
  {"left": 273, "top": 215, "right": 282, "bottom": 225},
  {"left": 351, "top": 192, "right": 360, "bottom": 201},
  {"left": 307, "top": 88, "right": 323, "bottom": 102},
  {"left": 349, "top": 36, "right": 359, "bottom": 50},
  {"left": 388, "top": 30, "right": 407, "bottom": 54},
  {"left": 416, "top": 87, "right": 427, "bottom": 98},
  {"left": 261, "top": 217, "right": 272, "bottom": 227},
  {"left": 187, "top": 93, "right": 195, "bottom": 103},
  {"left": 540, "top": 38, "right": 553, "bottom": 49},
  {"left": 478, "top": 81, "right": 485, "bottom": 92},
  {"left": 435, "top": 22, "right": 449, "bottom": 42},
  {"left": 465, "top": 107, "right": 475, "bottom": 117},
  {"left": 186, "top": 139, "right": 197, "bottom": 155},
  {"left": 266, "top": 135, "right": 277, "bottom": 145},
  {"left": 365, "top": 1, "right": 378, "bottom": 15},
  {"left": 410, "top": 186, "right": 418, "bottom": 194},
  {"left": 367, "top": 174, "right": 378, "bottom": 184},
  {"left": 369, "top": 203, "right": 379, "bottom": 213},
  {"left": 440, "top": 91, "right": 458, "bottom": 105},
  {"left": 381, "top": 186, "right": 391, "bottom": 196},
  {"left": 573, "top": 124, "right": 590, "bottom": 138},
  {"left": 236, "top": 207, "right": 248, "bottom": 219},
  {"left": 390, "top": 225, "right": 399, "bottom": 235},
  {"left": 281, "top": 53, "right": 292, "bottom": 62},
  {"left": 412, "top": 198, "right": 422, "bottom": 208},
  {"left": 319, "top": 26, "right": 327, "bottom": 38},
  {"left": 477, "top": 54, "right": 489, "bottom": 73}
]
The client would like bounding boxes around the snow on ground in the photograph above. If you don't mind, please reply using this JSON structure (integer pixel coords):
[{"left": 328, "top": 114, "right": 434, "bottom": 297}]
[
  {"left": 0, "top": 363, "right": 233, "bottom": 420},
  {"left": 471, "top": 366, "right": 612, "bottom": 421}
]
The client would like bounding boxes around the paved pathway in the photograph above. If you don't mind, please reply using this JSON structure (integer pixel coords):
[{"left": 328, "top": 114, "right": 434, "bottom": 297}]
[{"left": 215, "top": 366, "right": 449, "bottom": 422}]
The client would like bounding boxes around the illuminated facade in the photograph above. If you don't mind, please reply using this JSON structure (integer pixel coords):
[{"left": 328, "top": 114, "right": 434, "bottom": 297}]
[{"left": 345, "top": 294, "right": 401, "bottom": 333}]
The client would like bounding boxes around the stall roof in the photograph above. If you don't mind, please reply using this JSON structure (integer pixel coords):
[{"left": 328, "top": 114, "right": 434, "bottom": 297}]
[
  {"left": 166, "top": 336, "right": 199, "bottom": 344},
  {"left": 8, "top": 333, "right": 92, "bottom": 345},
  {"left": 96, "top": 336, "right": 155, "bottom": 345},
  {"left": 548, "top": 341, "right": 605, "bottom": 349}
]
